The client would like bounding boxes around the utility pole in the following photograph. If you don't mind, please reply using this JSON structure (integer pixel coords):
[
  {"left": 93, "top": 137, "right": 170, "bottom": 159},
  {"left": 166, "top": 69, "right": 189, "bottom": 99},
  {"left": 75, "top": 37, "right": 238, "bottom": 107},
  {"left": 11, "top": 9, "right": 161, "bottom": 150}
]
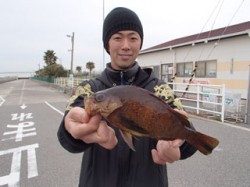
[
  {"left": 67, "top": 32, "right": 75, "bottom": 88},
  {"left": 67, "top": 32, "right": 75, "bottom": 74}
]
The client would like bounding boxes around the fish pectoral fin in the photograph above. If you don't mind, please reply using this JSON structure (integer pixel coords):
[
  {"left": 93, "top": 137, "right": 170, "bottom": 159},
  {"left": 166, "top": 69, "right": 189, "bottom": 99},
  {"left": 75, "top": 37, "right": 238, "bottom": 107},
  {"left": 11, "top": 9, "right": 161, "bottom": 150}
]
[
  {"left": 119, "top": 130, "right": 135, "bottom": 151},
  {"left": 120, "top": 116, "right": 149, "bottom": 136}
]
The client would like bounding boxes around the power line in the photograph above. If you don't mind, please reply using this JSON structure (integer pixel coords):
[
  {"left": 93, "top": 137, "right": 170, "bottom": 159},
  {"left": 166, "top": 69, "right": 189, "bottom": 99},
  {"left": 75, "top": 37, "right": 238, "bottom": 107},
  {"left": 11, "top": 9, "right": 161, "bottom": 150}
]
[
  {"left": 206, "top": 0, "right": 245, "bottom": 59},
  {"left": 172, "top": 0, "right": 223, "bottom": 83},
  {"left": 197, "top": 0, "right": 224, "bottom": 61},
  {"left": 182, "top": 0, "right": 223, "bottom": 62}
]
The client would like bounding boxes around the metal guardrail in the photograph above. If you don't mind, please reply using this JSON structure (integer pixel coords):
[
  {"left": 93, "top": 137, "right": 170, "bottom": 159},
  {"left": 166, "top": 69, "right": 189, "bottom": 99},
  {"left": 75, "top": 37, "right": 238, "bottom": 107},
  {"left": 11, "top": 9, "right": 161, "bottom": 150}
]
[{"left": 168, "top": 82, "right": 225, "bottom": 122}]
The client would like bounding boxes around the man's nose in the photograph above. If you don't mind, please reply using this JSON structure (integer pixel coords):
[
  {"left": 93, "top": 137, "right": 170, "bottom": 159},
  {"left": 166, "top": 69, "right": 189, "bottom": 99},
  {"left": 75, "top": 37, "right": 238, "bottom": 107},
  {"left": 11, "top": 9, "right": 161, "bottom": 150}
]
[{"left": 121, "top": 39, "right": 131, "bottom": 50}]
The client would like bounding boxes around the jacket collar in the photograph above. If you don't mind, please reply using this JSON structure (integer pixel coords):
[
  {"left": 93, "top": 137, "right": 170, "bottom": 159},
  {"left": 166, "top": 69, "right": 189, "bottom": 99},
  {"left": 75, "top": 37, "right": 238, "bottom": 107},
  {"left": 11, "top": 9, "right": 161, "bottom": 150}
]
[
  {"left": 105, "top": 62, "right": 139, "bottom": 85},
  {"left": 96, "top": 61, "right": 155, "bottom": 88}
]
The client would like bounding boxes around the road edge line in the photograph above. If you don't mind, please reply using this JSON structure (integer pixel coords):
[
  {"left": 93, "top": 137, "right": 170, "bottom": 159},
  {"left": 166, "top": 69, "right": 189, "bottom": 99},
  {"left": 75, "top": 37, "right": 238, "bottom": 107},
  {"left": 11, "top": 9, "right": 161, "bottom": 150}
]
[{"left": 44, "top": 101, "right": 64, "bottom": 116}]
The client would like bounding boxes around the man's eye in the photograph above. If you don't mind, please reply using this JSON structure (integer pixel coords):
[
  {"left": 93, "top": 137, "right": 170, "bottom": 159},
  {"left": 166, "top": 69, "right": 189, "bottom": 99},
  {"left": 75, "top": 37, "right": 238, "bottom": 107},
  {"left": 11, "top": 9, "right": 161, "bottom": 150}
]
[
  {"left": 114, "top": 37, "right": 122, "bottom": 40},
  {"left": 131, "top": 37, "right": 138, "bottom": 41}
]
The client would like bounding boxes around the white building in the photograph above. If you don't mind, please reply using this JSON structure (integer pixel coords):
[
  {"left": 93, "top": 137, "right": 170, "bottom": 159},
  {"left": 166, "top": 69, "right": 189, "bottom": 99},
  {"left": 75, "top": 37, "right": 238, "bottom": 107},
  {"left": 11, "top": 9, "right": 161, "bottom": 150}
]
[{"left": 137, "top": 21, "right": 250, "bottom": 99}]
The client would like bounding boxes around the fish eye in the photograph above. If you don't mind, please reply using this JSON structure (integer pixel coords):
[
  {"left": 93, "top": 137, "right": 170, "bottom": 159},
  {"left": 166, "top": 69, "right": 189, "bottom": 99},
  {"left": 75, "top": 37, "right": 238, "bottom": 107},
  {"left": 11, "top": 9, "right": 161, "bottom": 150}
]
[{"left": 95, "top": 94, "right": 105, "bottom": 102}]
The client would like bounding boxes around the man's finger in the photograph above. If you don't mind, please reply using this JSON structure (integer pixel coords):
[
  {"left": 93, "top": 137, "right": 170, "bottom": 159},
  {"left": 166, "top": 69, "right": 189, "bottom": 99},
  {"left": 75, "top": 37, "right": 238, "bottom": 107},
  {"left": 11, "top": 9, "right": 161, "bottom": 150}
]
[
  {"left": 82, "top": 121, "right": 118, "bottom": 149},
  {"left": 68, "top": 107, "right": 89, "bottom": 123},
  {"left": 97, "top": 121, "right": 118, "bottom": 149},
  {"left": 151, "top": 149, "right": 168, "bottom": 165},
  {"left": 156, "top": 140, "right": 180, "bottom": 163},
  {"left": 172, "top": 139, "right": 185, "bottom": 147},
  {"left": 68, "top": 115, "right": 102, "bottom": 139}
]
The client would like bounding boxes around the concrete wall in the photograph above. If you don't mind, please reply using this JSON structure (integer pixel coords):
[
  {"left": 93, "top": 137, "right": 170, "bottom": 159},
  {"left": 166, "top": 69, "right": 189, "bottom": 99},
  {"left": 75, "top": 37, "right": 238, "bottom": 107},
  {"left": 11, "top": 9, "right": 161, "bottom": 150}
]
[{"left": 0, "top": 77, "right": 18, "bottom": 84}]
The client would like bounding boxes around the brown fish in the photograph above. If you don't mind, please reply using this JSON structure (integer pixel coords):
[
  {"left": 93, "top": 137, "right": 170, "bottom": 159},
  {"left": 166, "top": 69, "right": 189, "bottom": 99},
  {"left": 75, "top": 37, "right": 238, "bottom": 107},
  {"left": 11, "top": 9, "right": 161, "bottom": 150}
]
[{"left": 84, "top": 85, "right": 219, "bottom": 155}]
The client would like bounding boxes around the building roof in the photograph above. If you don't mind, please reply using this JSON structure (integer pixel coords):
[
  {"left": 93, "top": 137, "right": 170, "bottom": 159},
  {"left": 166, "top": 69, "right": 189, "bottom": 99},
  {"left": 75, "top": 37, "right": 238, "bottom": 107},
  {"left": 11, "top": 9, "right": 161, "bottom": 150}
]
[{"left": 140, "top": 21, "right": 250, "bottom": 54}]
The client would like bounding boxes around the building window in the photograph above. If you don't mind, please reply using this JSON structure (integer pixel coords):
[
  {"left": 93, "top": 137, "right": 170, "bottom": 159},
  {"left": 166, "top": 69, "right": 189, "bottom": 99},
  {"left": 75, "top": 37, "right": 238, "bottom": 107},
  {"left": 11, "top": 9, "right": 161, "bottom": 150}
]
[
  {"left": 161, "top": 63, "right": 173, "bottom": 82},
  {"left": 152, "top": 65, "right": 160, "bottom": 78},
  {"left": 195, "top": 60, "right": 217, "bottom": 78},
  {"left": 176, "top": 62, "right": 193, "bottom": 77}
]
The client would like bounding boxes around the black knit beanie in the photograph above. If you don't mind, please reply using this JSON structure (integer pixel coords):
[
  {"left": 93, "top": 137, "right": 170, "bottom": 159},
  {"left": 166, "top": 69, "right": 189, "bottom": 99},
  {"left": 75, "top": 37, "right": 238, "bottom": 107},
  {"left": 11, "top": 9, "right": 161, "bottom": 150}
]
[{"left": 102, "top": 7, "right": 144, "bottom": 54}]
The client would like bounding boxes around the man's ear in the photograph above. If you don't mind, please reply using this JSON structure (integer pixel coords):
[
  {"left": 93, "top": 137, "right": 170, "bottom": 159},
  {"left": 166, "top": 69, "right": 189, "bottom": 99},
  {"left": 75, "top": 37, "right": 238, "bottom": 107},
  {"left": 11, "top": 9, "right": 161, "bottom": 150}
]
[{"left": 107, "top": 45, "right": 110, "bottom": 54}]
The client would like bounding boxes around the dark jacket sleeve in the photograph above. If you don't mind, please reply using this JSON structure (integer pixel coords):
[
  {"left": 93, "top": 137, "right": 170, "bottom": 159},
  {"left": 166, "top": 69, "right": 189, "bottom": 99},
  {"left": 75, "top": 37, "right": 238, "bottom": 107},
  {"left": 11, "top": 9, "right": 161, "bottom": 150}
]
[
  {"left": 179, "top": 141, "right": 197, "bottom": 159},
  {"left": 179, "top": 121, "right": 197, "bottom": 159}
]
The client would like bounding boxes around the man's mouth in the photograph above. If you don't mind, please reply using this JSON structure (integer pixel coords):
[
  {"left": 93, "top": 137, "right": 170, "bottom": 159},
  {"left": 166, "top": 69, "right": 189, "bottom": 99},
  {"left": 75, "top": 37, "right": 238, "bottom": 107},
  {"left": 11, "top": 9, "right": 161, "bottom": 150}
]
[{"left": 119, "top": 54, "right": 132, "bottom": 60}]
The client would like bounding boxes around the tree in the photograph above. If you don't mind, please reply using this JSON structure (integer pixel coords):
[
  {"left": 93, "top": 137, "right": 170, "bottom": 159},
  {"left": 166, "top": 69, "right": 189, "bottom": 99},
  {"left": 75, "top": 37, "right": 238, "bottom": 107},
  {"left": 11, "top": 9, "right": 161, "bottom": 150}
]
[
  {"left": 76, "top": 66, "right": 82, "bottom": 73},
  {"left": 36, "top": 64, "right": 67, "bottom": 77},
  {"left": 86, "top": 61, "right": 95, "bottom": 78},
  {"left": 75, "top": 66, "right": 82, "bottom": 77},
  {"left": 43, "top": 50, "right": 57, "bottom": 66},
  {"left": 35, "top": 50, "right": 67, "bottom": 78}
]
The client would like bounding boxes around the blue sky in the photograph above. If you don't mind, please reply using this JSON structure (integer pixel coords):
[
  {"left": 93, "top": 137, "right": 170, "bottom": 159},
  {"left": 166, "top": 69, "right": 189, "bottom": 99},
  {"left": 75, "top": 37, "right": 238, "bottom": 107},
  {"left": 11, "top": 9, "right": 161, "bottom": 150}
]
[{"left": 0, "top": 0, "right": 249, "bottom": 73}]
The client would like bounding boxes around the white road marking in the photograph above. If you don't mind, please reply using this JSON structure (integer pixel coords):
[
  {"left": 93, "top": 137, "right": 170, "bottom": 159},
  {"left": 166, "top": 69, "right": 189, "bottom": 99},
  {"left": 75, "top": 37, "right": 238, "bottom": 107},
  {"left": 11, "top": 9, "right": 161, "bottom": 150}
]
[
  {"left": 20, "top": 104, "right": 27, "bottom": 109},
  {"left": 2, "top": 122, "right": 36, "bottom": 142},
  {"left": 27, "top": 145, "right": 39, "bottom": 178},
  {"left": 0, "top": 143, "right": 39, "bottom": 186},
  {"left": 18, "top": 80, "right": 26, "bottom": 105},
  {"left": 11, "top": 113, "right": 33, "bottom": 122},
  {"left": 0, "top": 96, "right": 5, "bottom": 106},
  {"left": 45, "top": 101, "right": 64, "bottom": 116}
]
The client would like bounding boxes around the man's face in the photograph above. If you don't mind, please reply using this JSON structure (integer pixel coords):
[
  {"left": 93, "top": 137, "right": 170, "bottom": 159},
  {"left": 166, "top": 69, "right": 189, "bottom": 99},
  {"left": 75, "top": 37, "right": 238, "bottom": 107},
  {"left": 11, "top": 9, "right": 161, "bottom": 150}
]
[{"left": 108, "top": 30, "right": 141, "bottom": 70}]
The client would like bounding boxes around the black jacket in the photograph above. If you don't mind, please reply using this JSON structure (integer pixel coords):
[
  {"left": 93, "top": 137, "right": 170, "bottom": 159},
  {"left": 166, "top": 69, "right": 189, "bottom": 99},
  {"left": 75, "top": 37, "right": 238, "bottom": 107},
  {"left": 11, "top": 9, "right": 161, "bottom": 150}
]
[{"left": 57, "top": 62, "right": 197, "bottom": 187}]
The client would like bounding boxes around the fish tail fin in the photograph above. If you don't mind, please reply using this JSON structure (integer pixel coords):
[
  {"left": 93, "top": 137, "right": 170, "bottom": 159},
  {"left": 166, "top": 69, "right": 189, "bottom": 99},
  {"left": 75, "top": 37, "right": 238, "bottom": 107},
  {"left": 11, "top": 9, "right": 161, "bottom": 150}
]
[{"left": 187, "top": 131, "right": 219, "bottom": 155}]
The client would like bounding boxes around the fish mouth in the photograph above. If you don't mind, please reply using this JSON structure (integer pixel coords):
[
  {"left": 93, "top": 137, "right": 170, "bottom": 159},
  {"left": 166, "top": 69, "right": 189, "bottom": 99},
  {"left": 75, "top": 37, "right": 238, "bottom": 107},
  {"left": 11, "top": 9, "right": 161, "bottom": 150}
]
[
  {"left": 84, "top": 96, "right": 110, "bottom": 117},
  {"left": 84, "top": 95, "right": 124, "bottom": 118},
  {"left": 84, "top": 97, "right": 99, "bottom": 116}
]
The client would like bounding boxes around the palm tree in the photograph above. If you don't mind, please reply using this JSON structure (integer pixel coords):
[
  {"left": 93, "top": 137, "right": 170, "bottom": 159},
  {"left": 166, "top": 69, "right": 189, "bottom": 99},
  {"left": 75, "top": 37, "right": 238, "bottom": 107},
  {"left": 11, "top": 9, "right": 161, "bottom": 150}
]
[
  {"left": 75, "top": 66, "right": 82, "bottom": 77},
  {"left": 76, "top": 66, "right": 82, "bottom": 73},
  {"left": 86, "top": 61, "right": 95, "bottom": 78},
  {"left": 43, "top": 50, "right": 57, "bottom": 66}
]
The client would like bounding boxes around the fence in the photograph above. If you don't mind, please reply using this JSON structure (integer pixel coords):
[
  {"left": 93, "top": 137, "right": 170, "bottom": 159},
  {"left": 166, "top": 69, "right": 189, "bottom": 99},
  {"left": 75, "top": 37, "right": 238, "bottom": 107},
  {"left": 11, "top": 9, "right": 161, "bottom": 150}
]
[
  {"left": 53, "top": 77, "right": 87, "bottom": 94},
  {"left": 32, "top": 76, "right": 55, "bottom": 83},
  {"left": 54, "top": 77, "right": 86, "bottom": 88},
  {"left": 168, "top": 82, "right": 226, "bottom": 122}
]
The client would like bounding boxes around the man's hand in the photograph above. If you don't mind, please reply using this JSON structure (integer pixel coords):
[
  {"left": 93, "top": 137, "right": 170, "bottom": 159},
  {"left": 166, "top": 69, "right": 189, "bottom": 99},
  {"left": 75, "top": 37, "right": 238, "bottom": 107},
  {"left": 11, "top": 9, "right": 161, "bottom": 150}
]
[
  {"left": 151, "top": 139, "right": 184, "bottom": 165},
  {"left": 65, "top": 107, "right": 118, "bottom": 150}
]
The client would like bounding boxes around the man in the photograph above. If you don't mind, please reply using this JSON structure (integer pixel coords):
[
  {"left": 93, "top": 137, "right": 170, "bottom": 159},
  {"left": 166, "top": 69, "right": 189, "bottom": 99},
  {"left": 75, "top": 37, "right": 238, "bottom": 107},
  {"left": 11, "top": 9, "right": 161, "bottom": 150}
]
[{"left": 57, "top": 7, "right": 197, "bottom": 187}]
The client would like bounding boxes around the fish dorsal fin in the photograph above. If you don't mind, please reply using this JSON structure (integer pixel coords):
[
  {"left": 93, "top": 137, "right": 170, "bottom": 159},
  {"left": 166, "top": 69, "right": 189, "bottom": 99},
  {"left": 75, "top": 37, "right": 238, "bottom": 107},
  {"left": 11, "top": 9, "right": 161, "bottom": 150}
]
[
  {"left": 146, "top": 92, "right": 173, "bottom": 109},
  {"left": 119, "top": 130, "right": 135, "bottom": 151}
]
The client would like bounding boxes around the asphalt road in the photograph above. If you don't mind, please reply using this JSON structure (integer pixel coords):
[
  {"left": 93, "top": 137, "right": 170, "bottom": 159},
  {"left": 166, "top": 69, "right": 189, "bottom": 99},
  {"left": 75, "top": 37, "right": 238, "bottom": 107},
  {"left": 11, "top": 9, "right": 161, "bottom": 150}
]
[{"left": 0, "top": 79, "right": 249, "bottom": 187}]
